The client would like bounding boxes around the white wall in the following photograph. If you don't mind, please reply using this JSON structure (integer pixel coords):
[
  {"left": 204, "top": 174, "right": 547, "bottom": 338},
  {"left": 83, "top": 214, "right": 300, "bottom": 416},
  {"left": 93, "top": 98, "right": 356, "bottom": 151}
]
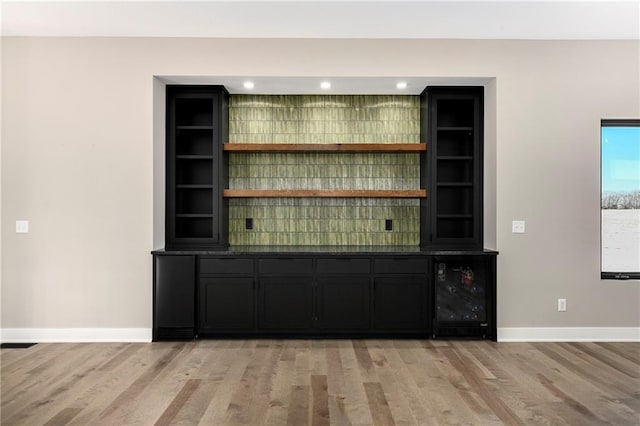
[{"left": 2, "top": 38, "right": 638, "bottom": 339}]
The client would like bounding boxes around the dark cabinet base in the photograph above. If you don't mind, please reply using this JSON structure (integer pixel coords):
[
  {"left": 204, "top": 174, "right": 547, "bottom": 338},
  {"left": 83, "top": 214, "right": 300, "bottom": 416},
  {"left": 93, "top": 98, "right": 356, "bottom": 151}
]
[
  {"left": 259, "top": 277, "right": 314, "bottom": 331},
  {"left": 317, "top": 276, "right": 370, "bottom": 330},
  {"left": 152, "top": 251, "right": 497, "bottom": 341},
  {"left": 153, "top": 255, "right": 195, "bottom": 340},
  {"left": 200, "top": 277, "right": 254, "bottom": 331},
  {"left": 373, "top": 276, "right": 428, "bottom": 331}
]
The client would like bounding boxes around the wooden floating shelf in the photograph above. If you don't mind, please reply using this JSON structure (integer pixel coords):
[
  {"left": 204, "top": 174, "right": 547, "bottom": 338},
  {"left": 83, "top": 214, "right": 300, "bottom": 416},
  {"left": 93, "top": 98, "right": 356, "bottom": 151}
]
[
  {"left": 224, "top": 143, "right": 426, "bottom": 152},
  {"left": 224, "top": 189, "right": 427, "bottom": 198}
]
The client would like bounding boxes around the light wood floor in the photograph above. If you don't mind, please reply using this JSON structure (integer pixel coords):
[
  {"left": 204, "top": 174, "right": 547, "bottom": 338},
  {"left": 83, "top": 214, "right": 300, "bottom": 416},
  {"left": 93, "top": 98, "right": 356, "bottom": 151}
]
[{"left": 1, "top": 340, "right": 639, "bottom": 425}]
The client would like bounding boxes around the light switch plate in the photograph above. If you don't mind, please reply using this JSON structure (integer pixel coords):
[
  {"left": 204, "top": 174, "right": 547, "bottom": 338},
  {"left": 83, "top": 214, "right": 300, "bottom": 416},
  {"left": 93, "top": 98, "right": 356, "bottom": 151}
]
[
  {"left": 512, "top": 220, "right": 525, "bottom": 233},
  {"left": 16, "top": 220, "right": 29, "bottom": 233}
]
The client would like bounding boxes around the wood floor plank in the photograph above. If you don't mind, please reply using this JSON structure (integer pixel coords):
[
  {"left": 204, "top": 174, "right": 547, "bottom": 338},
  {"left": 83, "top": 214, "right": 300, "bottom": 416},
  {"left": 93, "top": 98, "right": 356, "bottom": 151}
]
[
  {"left": 352, "top": 341, "right": 377, "bottom": 383},
  {"left": 1, "top": 340, "right": 638, "bottom": 425},
  {"left": 469, "top": 342, "right": 565, "bottom": 424},
  {"left": 388, "top": 341, "right": 438, "bottom": 425},
  {"left": 97, "top": 344, "right": 186, "bottom": 423},
  {"left": 570, "top": 342, "right": 640, "bottom": 378},
  {"left": 367, "top": 345, "right": 420, "bottom": 425},
  {"left": 595, "top": 342, "right": 640, "bottom": 365},
  {"left": 42, "top": 407, "right": 83, "bottom": 426},
  {"left": 537, "top": 373, "right": 607, "bottom": 424},
  {"left": 65, "top": 344, "right": 162, "bottom": 426},
  {"left": 311, "top": 375, "right": 330, "bottom": 426},
  {"left": 2, "top": 343, "right": 125, "bottom": 425},
  {"left": 414, "top": 344, "right": 478, "bottom": 425},
  {"left": 363, "top": 382, "right": 395, "bottom": 426},
  {"left": 533, "top": 342, "right": 632, "bottom": 397},
  {"left": 287, "top": 384, "right": 310, "bottom": 426},
  {"left": 97, "top": 344, "right": 141, "bottom": 372},
  {"left": 2, "top": 343, "right": 99, "bottom": 408},
  {"left": 1, "top": 343, "right": 61, "bottom": 376},
  {"left": 122, "top": 342, "right": 203, "bottom": 425},
  {"left": 555, "top": 342, "right": 638, "bottom": 396},
  {"left": 169, "top": 379, "right": 222, "bottom": 425},
  {"left": 198, "top": 341, "right": 255, "bottom": 425},
  {"left": 339, "top": 340, "right": 374, "bottom": 425},
  {"left": 294, "top": 340, "right": 312, "bottom": 386},
  {"left": 440, "top": 346, "right": 525, "bottom": 425},
  {"left": 505, "top": 344, "right": 614, "bottom": 425},
  {"left": 223, "top": 343, "right": 271, "bottom": 425},
  {"left": 264, "top": 343, "right": 296, "bottom": 425},
  {"left": 154, "top": 378, "right": 201, "bottom": 426},
  {"left": 158, "top": 347, "right": 228, "bottom": 426},
  {"left": 251, "top": 342, "right": 285, "bottom": 425},
  {"left": 324, "top": 343, "right": 351, "bottom": 426}
]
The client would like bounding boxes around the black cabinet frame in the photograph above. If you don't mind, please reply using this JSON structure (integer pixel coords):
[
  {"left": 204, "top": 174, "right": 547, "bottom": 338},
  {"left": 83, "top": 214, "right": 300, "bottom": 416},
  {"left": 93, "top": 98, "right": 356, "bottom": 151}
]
[
  {"left": 421, "top": 86, "right": 484, "bottom": 249},
  {"left": 166, "top": 85, "right": 229, "bottom": 249},
  {"left": 152, "top": 252, "right": 496, "bottom": 341}
]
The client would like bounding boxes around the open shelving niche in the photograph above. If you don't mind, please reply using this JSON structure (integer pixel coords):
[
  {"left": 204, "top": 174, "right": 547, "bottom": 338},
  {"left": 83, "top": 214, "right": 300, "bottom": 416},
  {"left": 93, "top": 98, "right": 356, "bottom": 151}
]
[
  {"left": 424, "top": 87, "right": 483, "bottom": 246},
  {"left": 223, "top": 142, "right": 427, "bottom": 199}
]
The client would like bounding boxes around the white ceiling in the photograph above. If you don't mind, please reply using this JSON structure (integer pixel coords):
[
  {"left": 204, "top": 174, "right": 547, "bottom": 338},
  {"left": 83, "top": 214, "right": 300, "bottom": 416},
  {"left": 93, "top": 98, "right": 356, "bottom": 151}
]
[
  {"left": 2, "top": 1, "right": 639, "bottom": 40},
  {"left": 4, "top": 1, "right": 637, "bottom": 94}
]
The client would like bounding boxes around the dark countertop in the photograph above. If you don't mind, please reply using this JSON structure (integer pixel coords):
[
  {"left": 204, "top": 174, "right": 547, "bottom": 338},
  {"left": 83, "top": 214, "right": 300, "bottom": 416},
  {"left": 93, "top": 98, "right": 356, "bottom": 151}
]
[{"left": 152, "top": 246, "right": 498, "bottom": 256}]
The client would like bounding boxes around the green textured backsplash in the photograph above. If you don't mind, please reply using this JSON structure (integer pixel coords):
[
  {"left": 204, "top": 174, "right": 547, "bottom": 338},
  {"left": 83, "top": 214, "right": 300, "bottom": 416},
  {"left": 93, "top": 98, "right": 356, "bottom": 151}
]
[{"left": 228, "top": 95, "right": 421, "bottom": 246}]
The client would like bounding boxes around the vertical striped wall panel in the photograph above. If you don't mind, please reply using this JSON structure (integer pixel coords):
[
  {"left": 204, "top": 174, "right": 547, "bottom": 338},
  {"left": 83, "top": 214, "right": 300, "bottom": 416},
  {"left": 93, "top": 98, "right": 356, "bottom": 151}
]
[{"left": 228, "top": 95, "right": 421, "bottom": 246}]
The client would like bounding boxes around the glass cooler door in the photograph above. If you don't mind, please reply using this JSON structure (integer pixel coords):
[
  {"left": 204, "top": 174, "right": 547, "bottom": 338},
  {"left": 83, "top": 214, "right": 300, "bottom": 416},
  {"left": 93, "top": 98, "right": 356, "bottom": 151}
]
[{"left": 434, "top": 256, "right": 489, "bottom": 338}]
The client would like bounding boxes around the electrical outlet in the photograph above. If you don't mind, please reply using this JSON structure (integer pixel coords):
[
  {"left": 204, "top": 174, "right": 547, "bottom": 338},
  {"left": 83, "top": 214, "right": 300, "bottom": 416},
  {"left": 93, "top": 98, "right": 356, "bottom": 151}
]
[
  {"left": 512, "top": 220, "right": 526, "bottom": 233},
  {"left": 245, "top": 218, "right": 253, "bottom": 230},
  {"left": 558, "top": 298, "right": 567, "bottom": 312},
  {"left": 385, "top": 219, "right": 393, "bottom": 231},
  {"left": 16, "top": 220, "right": 29, "bottom": 233}
]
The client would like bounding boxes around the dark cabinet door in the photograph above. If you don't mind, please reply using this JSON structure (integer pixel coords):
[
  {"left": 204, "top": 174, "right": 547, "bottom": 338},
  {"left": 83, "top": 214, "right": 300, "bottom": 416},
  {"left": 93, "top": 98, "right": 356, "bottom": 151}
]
[
  {"left": 373, "top": 276, "right": 428, "bottom": 330},
  {"left": 258, "top": 277, "right": 313, "bottom": 330},
  {"left": 199, "top": 277, "right": 254, "bottom": 332},
  {"left": 153, "top": 255, "right": 195, "bottom": 340},
  {"left": 317, "top": 276, "right": 370, "bottom": 330}
]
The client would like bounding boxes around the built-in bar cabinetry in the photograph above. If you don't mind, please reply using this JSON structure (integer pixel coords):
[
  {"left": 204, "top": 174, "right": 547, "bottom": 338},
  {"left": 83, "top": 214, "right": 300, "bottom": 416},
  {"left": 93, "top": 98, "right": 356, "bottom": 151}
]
[
  {"left": 166, "top": 85, "right": 229, "bottom": 249},
  {"left": 154, "top": 85, "right": 497, "bottom": 341},
  {"left": 152, "top": 250, "right": 496, "bottom": 339},
  {"left": 421, "top": 87, "right": 484, "bottom": 249}
]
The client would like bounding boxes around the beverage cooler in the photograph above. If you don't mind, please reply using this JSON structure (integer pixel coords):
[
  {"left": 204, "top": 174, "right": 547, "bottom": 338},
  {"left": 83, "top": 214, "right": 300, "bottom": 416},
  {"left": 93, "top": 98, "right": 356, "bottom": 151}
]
[{"left": 433, "top": 255, "right": 496, "bottom": 340}]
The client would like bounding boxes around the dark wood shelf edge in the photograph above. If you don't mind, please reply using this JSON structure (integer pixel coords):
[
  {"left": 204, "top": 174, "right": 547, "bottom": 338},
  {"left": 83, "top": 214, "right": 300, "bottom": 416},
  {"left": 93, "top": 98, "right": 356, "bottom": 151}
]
[
  {"left": 223, "top": 189, "right": 427, "bottom": 198},
  {"left": 223, "top": 143, "right": 427, "bottom": 152}
]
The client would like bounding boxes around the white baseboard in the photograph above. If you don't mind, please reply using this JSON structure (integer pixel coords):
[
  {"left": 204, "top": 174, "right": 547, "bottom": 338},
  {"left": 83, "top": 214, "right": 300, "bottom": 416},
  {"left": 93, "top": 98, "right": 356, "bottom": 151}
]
[
  {"left": 1, "top": 328, "right": 152, "bottom": 343},
  {"left": 498, "top": 327, "right": 640, "bottom": 342}
]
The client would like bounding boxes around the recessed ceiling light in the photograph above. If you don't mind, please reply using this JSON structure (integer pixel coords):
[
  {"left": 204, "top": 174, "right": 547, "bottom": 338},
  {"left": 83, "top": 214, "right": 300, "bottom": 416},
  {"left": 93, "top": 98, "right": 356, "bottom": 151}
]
[
  {"left": 243, "top": 81, "right": 255, "bottom": 89},
  {"left": 320, "top": 81, "right": 331, "bottom": 90},
  {"left": 396, "top": 82, "right": 408, "bottom": 89}
]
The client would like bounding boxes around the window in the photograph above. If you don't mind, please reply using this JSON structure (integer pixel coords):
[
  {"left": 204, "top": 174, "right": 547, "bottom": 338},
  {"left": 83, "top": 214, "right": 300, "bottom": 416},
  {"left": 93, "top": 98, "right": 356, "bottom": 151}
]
[{"left": 601, "top": 119, "right": 640, "bottom": 279}]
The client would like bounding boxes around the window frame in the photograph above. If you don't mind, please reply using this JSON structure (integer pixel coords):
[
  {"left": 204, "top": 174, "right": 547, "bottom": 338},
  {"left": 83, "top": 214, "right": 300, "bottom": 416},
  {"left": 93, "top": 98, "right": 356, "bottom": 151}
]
[{"left": 600, "top": 119, "right": 640, "bottom": 280}]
